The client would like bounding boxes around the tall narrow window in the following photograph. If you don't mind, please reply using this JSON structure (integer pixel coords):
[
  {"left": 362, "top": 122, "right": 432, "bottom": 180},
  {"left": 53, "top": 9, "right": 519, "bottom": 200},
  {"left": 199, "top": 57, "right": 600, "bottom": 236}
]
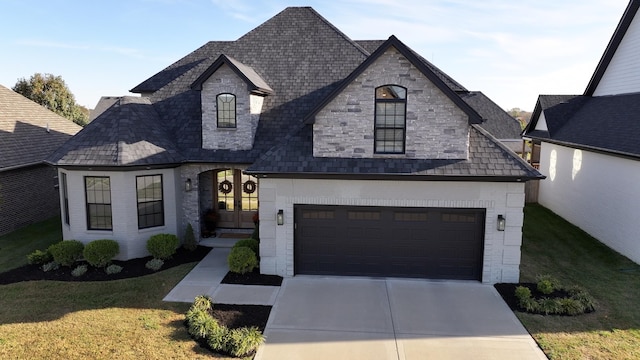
[
  {"left": 217, "top": 93, "right": 236, "bottom": 128},
  {"left": 61, "top": 172, "right": 70, "bottom": 225},
  {"left": 374, "top": 85, "right": 406, "bottom": 154},
  {"left": 136, "top": 175, "right": 164, "bottom": 229},
  {"left": 85, "top": 176, "right": 112, "bottom": 230}
]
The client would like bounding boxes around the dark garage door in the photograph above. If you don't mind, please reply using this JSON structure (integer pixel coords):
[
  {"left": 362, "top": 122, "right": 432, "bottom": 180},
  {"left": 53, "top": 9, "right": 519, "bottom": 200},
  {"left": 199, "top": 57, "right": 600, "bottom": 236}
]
[{"left": 294, "top": 205, "right": 485, "bottom": 280}]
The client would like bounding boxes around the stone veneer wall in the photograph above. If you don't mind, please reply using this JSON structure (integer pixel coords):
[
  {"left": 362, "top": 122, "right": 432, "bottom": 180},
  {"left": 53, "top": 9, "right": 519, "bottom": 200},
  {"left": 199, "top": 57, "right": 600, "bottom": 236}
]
[
  {"left": 0, "top": 164, "right": 60, "bottom": 235},
  {"left": 201, "top": 64, "right": 261, "bottom": 150},
  {"left": 258, "top": 178, "right": 526, "bottom": 284},
  {"left": 313, "top": 46, "right": 469, "bottom": 159}
]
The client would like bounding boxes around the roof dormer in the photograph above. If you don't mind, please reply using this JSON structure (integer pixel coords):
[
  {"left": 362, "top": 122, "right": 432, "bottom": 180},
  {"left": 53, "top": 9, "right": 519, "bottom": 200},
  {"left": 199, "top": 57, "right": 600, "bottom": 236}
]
[{"left": 191, "top": 54, "right": 273, "bottom": 150}]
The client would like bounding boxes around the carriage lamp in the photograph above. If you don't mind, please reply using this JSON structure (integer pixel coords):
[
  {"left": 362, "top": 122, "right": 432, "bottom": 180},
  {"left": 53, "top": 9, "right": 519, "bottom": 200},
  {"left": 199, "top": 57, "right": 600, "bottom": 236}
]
[
  {"left": 277, "top": 209, "right": 284, "bottom": 225},
  {"left": 185, "top": 178, "right": 192, "bottom": 192},
  {"left": 497, "top": 215, "right": 506, "bottom": 231}
]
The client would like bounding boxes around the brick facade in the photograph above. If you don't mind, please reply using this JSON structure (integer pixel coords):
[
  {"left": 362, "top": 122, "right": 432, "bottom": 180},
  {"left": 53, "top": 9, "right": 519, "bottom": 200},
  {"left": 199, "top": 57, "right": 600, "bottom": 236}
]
[
  {"left": 201, "top": 64, "right": 262, "bottom": 150},
  {"left": 313, "top": 47, "right": 469, "bottom": 159},
  {"left": 0, "top": 164, "right": 60, "bottom": 235}
]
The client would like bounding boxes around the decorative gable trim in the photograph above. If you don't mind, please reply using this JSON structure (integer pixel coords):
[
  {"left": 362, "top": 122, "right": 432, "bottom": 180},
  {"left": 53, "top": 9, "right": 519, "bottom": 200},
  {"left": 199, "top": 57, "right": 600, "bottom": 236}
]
[
  {"left": 584, "top": 0, "right": 640, "bottom": 96},
  {"left": 190, "top": 54, "right": 274, "bottom": 95},
  {"left": 304, "top": 35, "right": 483, "bottom": 124}
]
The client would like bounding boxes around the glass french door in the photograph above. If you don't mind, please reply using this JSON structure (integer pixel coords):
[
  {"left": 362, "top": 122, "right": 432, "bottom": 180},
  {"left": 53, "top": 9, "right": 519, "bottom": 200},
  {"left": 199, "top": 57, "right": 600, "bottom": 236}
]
[{"left": 215, "top": 169, "right": 258, "bottom": 228}]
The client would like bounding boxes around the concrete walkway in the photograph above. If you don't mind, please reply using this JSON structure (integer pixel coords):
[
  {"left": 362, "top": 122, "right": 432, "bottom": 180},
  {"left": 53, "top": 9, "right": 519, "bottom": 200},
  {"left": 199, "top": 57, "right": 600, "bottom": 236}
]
[
  {"left": 255, "top": 277, "right": 548, "bottom": 360},
  {"left": 162, "top": 235, "right": 280, "bottom": 305}
]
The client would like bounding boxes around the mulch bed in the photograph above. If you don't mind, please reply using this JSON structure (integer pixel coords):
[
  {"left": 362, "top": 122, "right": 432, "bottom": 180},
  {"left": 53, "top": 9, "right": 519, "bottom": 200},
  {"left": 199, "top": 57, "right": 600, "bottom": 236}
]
[
  {"left": 221, "top": 268, "right": 283, "bottom": 286},
  {"left": 0, "top": 246, "right": 211, "bottom": 285}
]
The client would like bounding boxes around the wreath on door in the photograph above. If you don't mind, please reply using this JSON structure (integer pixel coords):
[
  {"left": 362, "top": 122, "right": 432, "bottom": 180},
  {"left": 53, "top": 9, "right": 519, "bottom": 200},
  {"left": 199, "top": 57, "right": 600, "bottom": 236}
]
[
  {"left": 218, "top": 180, "right": 232, "bottom": 194},
  {"left": 243, "top": 180, "right": 257, "bottom": 194}
]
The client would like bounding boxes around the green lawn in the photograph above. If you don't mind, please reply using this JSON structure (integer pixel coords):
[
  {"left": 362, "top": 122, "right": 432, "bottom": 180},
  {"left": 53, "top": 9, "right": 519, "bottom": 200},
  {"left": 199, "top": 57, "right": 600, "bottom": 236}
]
[
  {"left": 0, "top": 216, "right": 63, "bottom": 273},
  {"left": 519, "top": 204, "right": 640, "bottom": 360},
  {"left": 0, "top": 219, "right": 235, "bottom": 359}
]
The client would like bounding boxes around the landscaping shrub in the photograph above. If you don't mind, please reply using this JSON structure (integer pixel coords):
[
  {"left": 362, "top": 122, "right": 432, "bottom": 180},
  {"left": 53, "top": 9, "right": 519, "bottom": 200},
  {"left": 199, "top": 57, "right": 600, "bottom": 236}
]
[
  {"left": 71, "top": 264, "right": 88, "bottom": 277},
  {"left": 233, "top": 238, "right": 259, "bottom": 256},
  {"left": 42, "top": 261, "right": 59, "bottom": 272},
  {"left": 27, "top": 249, "right": 52, "bottom": 265},
  {"left": 205, "top": 321, "right": 231, "bottom": 354},
  {"left": 105, "top": 264, "right": 123, "bottom": 275},
  {"left": 83, "top": 239, "right": 119, "bottom": 268},
  {"left": 146, "top": 234, "right": 179, "bottom": 259},
  {"left": 536, "top": 274, "right": 560, "bottom": 295},
  {"left": 228, "top": 327, "right": 265, "bottom": 357},
  {"left": 187, "top": 308, "right": 217, "bottom": 340},
  {"left": 227, "top": 246, "right": 258, "bottom": 274},
  {"left": 513, "top": 279, "right": 596, "bottom": 316},
  {"left": 48, "top": 240, "right": 84, "bottom": 267},
  {"left": 183, "top": 223, "right": 198, "bottom": 252},
  {"left": 192, "top": 294, "right": 213, "bottom": 312},
  {"left": 145, "top": 258, "right": 164, "bottom": 271}
]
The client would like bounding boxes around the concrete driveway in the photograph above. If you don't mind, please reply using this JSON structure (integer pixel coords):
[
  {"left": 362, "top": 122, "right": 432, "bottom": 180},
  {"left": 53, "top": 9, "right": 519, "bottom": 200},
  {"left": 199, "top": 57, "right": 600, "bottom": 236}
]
[{"left": 255, "top": 277, "right": 547, "bottom": 360}]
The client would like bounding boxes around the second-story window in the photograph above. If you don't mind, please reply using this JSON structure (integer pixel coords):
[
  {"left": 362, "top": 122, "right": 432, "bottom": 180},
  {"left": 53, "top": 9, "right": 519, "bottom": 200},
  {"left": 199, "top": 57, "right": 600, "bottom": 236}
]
[
  {"left": 217, "top": 93, "right": 236, "bottom": 128},
  {"left": 374, "top": 85, "right": 406, "bottom": 154}
]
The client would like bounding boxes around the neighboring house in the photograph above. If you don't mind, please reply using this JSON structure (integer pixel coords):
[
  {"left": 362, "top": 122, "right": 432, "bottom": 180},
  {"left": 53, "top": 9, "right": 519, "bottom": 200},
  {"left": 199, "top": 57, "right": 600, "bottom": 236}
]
[
  {"left": 523, "top": 0, "right": 640, "bottom": 264},
  {"left": 0, "top": 84, "right": 82, "bottom": 235},
  {"left": 47, "top": 7, "right": 541, "bottom": 283}
]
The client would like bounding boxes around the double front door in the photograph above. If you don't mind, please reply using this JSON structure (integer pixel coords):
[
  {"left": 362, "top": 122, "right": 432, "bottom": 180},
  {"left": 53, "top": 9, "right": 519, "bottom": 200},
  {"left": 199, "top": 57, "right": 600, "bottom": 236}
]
[{"left": 215, "top": 169, "right": 258, "bottom": 228}]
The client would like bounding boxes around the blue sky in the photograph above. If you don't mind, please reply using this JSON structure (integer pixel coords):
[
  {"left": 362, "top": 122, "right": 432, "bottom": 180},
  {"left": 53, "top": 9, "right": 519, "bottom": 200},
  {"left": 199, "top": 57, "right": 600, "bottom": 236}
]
[{"left": 0, "top": 0, "right": 630, "bottom": 111}]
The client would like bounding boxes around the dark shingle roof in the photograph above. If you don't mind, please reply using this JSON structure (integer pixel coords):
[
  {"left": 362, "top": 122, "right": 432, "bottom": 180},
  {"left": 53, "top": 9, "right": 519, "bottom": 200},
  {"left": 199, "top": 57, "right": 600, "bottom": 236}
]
[
  {"left": 52, "top": 6, "right": 538, "bottom": 179},
  {"left": 246, "top": 124, "right": 540, "bottom": 180},
  {"left": 47, "top": 97, "right": 182, "bottom": 166},
  {"left": 0, "top": 84, "right": 81, "bottom": 169},
  {"left": 459, "top": 91, "right": 522, "bottom": 139},
  {"left": 527, "top": 93, "right": 640, "bottom": 158}
]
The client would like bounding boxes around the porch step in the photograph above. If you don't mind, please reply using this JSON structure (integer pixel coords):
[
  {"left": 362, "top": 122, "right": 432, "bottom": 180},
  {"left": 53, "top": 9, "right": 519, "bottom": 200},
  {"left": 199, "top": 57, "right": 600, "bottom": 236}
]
[{"left": 199, "top": 229, "right": 254, "bottom": 248}]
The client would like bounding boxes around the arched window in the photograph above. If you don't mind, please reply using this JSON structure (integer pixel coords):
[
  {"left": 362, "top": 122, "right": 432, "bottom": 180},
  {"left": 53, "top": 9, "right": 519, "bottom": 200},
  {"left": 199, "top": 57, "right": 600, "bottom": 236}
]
[
  {"left": 374, "top": 85, "right": 406, "bottom": 154},
  {"left": 217, "top": 93, "right": 236, "bottom": 128}
]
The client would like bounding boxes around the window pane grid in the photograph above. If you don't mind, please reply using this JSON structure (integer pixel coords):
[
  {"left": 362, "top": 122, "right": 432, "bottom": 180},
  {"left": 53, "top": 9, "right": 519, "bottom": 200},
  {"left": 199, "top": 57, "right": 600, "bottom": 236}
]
[
  {"left": 375, "top": 85, "right": 406, "bottom": 154},
  {"left": 85, "top": 177, "right": 112, "bottom": 230},
  {"left": 137, "top": 175, "right": 164, "bottom": 229},
  {"left": 217, "top": 93, "right": 236, "bottom": 128}
]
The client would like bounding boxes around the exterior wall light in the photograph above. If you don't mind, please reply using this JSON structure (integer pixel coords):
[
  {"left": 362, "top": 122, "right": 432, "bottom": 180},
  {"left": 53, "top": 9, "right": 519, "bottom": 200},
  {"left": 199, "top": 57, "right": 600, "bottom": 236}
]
[
  {"left": 185, "top": 178, "right": 192, "bottom": 192},
  {"left": 277, "top": 209, "right": 284, "bottom": 225},
  {"left": 497, "top": 214, "right": 506, "bottom": 231}
]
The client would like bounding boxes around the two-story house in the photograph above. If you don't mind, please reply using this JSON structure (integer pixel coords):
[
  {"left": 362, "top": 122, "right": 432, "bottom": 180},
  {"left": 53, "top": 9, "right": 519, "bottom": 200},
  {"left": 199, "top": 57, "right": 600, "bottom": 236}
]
[{"left": 48, "top": 7, "right": 541, "bottom": 284}]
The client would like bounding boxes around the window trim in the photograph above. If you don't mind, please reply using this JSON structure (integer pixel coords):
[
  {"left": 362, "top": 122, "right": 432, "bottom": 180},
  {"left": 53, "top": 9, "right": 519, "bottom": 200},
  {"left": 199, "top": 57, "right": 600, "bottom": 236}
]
[
  {"left": 61, "top": 172, "right": 70, "bottom": 225},
  {"left": 374, "top": 85, "right": 407, "bottom": 154},
  {"left": 84, "top": 176, "right": 112, "bottom": 231},
  {"left": 136, "top": 174, "right": 165, "bottom": 230},
  {"left": 216, "top": 93, "right": 237, "bottom": 128}
]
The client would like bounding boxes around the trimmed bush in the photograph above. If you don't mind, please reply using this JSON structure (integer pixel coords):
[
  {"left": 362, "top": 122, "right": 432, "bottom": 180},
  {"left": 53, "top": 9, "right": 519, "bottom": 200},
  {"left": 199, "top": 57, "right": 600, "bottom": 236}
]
[
  {"left": 227, "top": 246, "right": 258, "bottom": 274},
  {"left": 146, "top": 234, "right": 179, "bottom": 260},
  {"left": 183, "top": 223, "right": 198, "bottom": 252},
  {"left": 83, "top": 239, "right": 119, "bottom": 268},
  {"left": 192, "top": 295, "right": 213, "bottom": 312},
  {"left": 228, "top": 326, "right": 265, "bottom": 357},
  {"left": 145, "top": 258, "right": 164, "bottom": 271},
  {"left": 27, "top": 249, "right": 52, "bottom": 265},
  {"left": 233, "top": 238, "right": 259, "bottom": 256},
  {"left": 48, "top": 240, "right": 84, "bottom": 267},
  {"left": 71, "top": 264, "right": 88, "bottom": 277},
  {"left": 536, "top": 274, "right": 560, "bottom": 295},
  {"left": 42, "top": 261, "right": 59, "bottom": 272},
  {"left": 105, "top": 264, "right": 123, "bottom": 275}
]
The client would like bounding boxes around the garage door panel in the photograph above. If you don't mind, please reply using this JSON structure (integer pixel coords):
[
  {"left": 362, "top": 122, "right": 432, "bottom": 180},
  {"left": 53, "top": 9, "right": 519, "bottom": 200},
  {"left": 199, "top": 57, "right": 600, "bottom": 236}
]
[{"left": 295, "top": 205, "right": 484, "bottom": 280}]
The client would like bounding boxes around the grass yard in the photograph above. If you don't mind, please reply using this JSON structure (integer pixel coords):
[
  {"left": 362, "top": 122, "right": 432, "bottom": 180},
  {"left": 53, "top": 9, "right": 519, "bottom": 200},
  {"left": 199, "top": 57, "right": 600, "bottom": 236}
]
[
  {"left": 0, "top": 220, "right": 237, "bottom": 359},
  {"left": 519, "top": 204, "right": 640, "bottom": 360}
]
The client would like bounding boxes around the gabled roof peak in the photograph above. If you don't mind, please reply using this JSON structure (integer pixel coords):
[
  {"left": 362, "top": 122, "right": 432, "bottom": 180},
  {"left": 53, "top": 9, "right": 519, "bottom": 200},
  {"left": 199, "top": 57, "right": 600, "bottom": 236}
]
[{"left": 191, "top": 54, "right": 274, "bottom": 95}]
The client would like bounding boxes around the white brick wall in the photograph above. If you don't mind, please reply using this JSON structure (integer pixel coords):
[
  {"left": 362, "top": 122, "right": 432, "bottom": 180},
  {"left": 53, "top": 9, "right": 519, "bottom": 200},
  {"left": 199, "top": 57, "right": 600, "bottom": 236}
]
[
  {"left": 259, "top": 178, "right": 525, "bottom": 284},
  {"left": 59, "top": 168, "right": 180, "bottom": 260}
]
